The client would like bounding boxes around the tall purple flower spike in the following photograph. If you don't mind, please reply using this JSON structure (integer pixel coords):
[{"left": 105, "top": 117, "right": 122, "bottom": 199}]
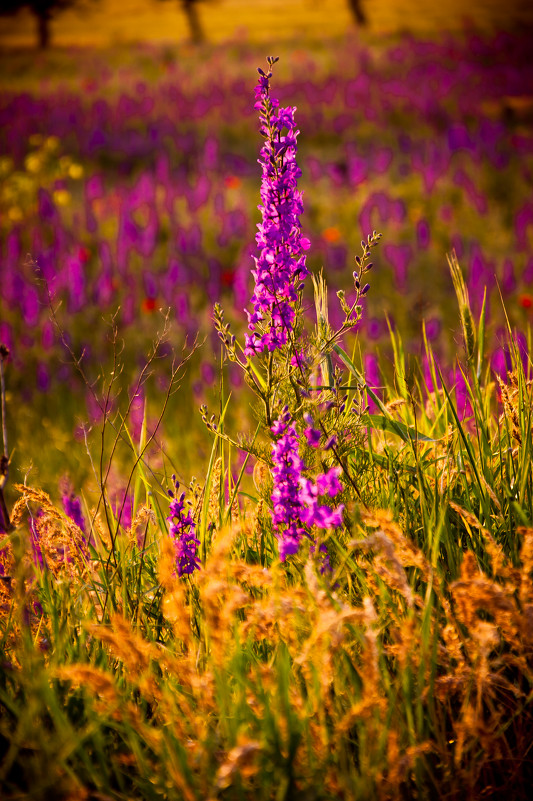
[{"left": 245, "top": 58, "right": 310, "bottom": 357}]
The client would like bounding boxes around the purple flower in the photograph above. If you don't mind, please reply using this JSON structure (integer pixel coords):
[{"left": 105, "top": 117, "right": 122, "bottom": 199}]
[
  {"left": 303, "top": 412, "right": 321, "bottom": 447},
  {"left": 304, "top": 426, "right": 321, "bottom": 447},
  {"left": 311, "top": 542, "right": 333, "bottom": 576},
  {"left": 316, "top": 466, "right": 343, "bottom": 498},
  {"left": 270, "top": 408, "right": 343, "bottom": 562},
  {"left": 62, "top": 492, "right": 86, "bottom": 536},
  {"left": 245, "top": 60, "right": 310, "bottom": 357},
  {"left": 167, "top": 477, "right": 200, "bottom": 577}
]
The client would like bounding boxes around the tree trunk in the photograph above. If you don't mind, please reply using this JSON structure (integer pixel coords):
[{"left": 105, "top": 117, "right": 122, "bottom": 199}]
[
  {"left": 182, "top": 0, "right": 204, "bottom": 44},
  {"left": 36, "top": 11, "right": 51, "bottom": 49},
  {"left": 347, "top": 0, "right": 367, "bottom": 26}
]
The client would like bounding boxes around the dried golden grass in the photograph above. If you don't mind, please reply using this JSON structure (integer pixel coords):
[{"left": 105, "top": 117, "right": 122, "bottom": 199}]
[
  {"left": 128, "top": 503, "right": 156, "bottom": 548},
  {"left": 4, "top": 495, "right": 532, "bottom": 799},
  {"left": 10, "top": 484, "right": 90, "bottom": 579},
  {"left": 208, "top": 455, "right": 223, "bottom": 536}
]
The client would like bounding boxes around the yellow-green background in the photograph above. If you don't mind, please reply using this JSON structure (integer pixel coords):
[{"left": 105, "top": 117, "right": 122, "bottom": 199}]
[{"left": 1, "top": 0, "right": 532, "bottom": 49}]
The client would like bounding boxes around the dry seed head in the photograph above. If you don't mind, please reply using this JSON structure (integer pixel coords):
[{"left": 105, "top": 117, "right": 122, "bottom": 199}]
[
  {"left": 441, "top": 622, "right": 465, "bottom": 666},
  {"left": 30, "top": 513, "right": 87, "bottom": 579},
  {"left": 91, "top": 513, "right": 112, "bottom": 550},
  {"left": 128, "top": 504, "right": 156, "bottom": 547},
  {"left": 447, "top": 252, "right": 476, "bottom": 361},
  {"left": 449, "top": 502, "right": 510, "bottom": 578},
  {"left": 385, "top": 398, "right": 406, "bottom": 414},
  {"left": 385, "top": 614, "right": 420, "bottom": 673},
  {"left": 158, "top": 533, "right": 178, "bottom": 590},
  {"left": 0, "top": 545, "right": 14, "bottom": 609},
  {"left": 225, "top": 559, "right": 273, "bottom": 589},
  {"left": 157, "top": 541, "right": 193, "bottom": 645},
  {"left": 248, "top": 497, "right": 265, "bottom": 546},
  {"left": 253, "top": 459, "right": 270, "bottom": 495},
  {"left": 385, "top": 729, "right": 401, "bottom": 792},
  {"left": 9, "top": 496, "right": 27, "bottom": 528},
  {"left": 208, "top": 456, "right": 223, "bottom": 535},
  {"left": 451, "top": 553, "right": 518, "bottom": 641},
  {"left": 449, "top": 502, "right": 487, "bottom": 535},
  {"left": 471, "top": 619, "right": 500, "bottom": 654},
  {"left": 55, "top": 663, "right": 116, "bottom": 694},
  {"left": 230, "top": 492, "right": 240, "bottom": 522},
  {"left": 204, "top": 525, "right": 237, "bottom": 568},
  {"left": 215, "top": 738, "right": 261, "bottom": 791},
  {"left": 518, "top": 526, "right": 533, "bottom": 608},
  {"left": 54, "top": 664, "right": 119, "bottom": 717},
  {"left": 497, "top": 374, "right": 522, "bottom": 443},
  {"left": 86, "top": 614, "right": 154, "bottom": 675},
  {"left": 199, "top": 573, "right": 249, "bottom": 659},
  {"left": 350, "top": 530, "right": 415, "bottom": 607},
  {"left": 13, "top": 484, "right": 62, "bottom": 520}
]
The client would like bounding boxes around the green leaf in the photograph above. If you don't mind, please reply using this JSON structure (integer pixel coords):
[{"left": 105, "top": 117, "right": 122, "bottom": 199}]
[
  {"left": 332, "top": 343, "right": 436, "bottom": 443},
  {"left": 365, "top": 414, "right": 437, "bottom": 443}
]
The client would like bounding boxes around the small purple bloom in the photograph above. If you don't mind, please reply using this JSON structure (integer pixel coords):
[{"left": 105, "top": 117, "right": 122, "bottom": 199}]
[
  {"left": 304, "top": 426, "right": 321, "bottom": 447},
  {"left": 167, "top": 477, "right": 201, "bottom": 577}
]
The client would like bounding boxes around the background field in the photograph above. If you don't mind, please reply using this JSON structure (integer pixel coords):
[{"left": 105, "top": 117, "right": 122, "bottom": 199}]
[
  {"left": 1, "top": 0, "right": 533, "bottom": 48},
  {"left": 1, "top": 1, "right": 533, "bottom": 498}
]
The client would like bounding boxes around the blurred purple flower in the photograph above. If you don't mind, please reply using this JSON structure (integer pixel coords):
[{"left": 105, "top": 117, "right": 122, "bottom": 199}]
[
  {"left": 38, "top": 189, "right": 56, "bottom": 222},
  {"left": 425, "top": 317, "right": 441, "bottom": 341},
  {"left": 383, "top": 243, "right": 413, "bottom": 291},
  {"left": 62, "top": 491, "right": 86, "bottom": 536},
  {"left": 364, "top": 353, "right": 381, "bottom": 412},
  {"left": 37, "top": 362, "right": 50, "bottom": 393},
  {"left": 416, "top": 218, "right": 431, "bottom": 250}
]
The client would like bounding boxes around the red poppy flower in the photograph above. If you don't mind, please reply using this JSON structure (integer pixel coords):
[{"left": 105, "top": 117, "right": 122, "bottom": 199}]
[
  {"left": 78, "top": 246, "right": 90, "bottom": 263},
  {"left": 221, "top": 269, "right": 235, "bottom": 287},
  {"left": 224, "top": 175, "right": 241, "bottom": 189},
  {"left": 322, "top": 226, "right": 341, "bottom": 243}
]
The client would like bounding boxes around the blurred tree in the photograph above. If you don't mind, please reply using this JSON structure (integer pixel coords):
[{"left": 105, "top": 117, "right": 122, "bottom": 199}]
[
  {"left": 308, "top": 0, "right": 367, "bottom": 28},
  {"left": 0, "top": 0, "right": 96, "bottom": 49},
  {"left": 347, "top": 0, "right": 367, "bottom": 26},
  {"left": 156, "top": 0, "right": 218, "bottom": 44}
]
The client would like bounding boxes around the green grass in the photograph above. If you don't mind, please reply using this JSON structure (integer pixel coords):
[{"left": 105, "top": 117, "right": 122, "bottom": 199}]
[{"left": 1, "top": 259, "right": 533, "bottom": 799}]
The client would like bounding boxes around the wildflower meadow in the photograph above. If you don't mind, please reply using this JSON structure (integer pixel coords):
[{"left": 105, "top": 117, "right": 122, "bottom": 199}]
[{"left": 1, "top": 16, "right": 533, "bottom": 801}]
